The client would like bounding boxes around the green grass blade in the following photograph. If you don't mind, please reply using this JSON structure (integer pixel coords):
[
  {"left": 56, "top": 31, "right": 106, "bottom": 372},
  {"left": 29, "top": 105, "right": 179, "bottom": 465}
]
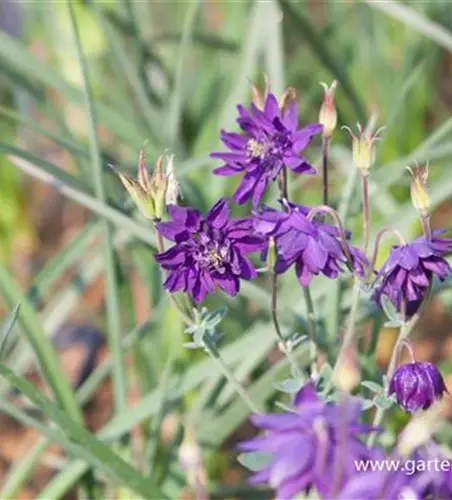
[
  {"left": 0, "top": 303, "right": 20, "bottom": 360},
  {"left": 67, "top": 0, "right": 126, "bottom": 415},
  {"left": 0, "top": 30, "right": 143, "bottom": 149},
  {"left": 166, "top": 0, "right": 200, "bottom": 147},
  {"left": 28, "top": 220, "right": 100, "bottom": 307},
  {"left": 0, "top": 267, "right": 83, "bottom": 422},
  {"left": 0, "top": 365, "right": 162, "bottom": 500},
  {"left": 263, "top": 1, "right": 285, "bottom": 95},
  {"left": 364, "top": 0, "right": 452, "bottom": 52}
]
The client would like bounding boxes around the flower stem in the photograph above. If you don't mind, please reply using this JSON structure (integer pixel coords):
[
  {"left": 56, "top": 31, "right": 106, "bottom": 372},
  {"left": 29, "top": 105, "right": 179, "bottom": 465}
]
[
  {"left": 303, "top": 286, "right": 318, "bottom": 378},
  {"left": 367, "top": 316, "right": 418, "bottom": 447},
  {"left": 370, "top": 227, "right": 407, "bottom": 273},
  {"left": 322, "top": 136, "right": 330, "bottom": 206},
  {"left": 361, "top": 173, "right": 370, "bottom": 256},
  {"left": 271, "top": 271, "right": 302, "bottom": 378},
  {"left": 278, "top": 166, "right": 289, "bottom": 200},
  {"left": 154, "top": 222, "right": 260, "bottom": 414},
  {"left": 329, "top": 283, "right": 361, "bottom": 392},
  {"left": 203, "top": 334, "right": 261, "bottom": 414},
  {"left": 421, "top": 215, "right": 432, "bottom": 240}
]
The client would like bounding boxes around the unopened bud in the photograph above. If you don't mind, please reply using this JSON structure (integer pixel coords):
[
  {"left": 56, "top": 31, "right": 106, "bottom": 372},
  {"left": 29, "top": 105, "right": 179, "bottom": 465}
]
[
  {"left": 113, "top": 147, "right": 180, "bottom": 221},
  {"left": 279, "top": 87, "right": 297, "bottom": 114},
  {"left": 343, "top": 123, "right": 384, "bottom": 175},
  {"left": 267, "top": 237, "right": 278, "bottom": 271},
  {"left": 407, "top": 165, "right": 430, "bottom": 217},
  {"left": 178, "top": 424, "right": 207, "bottom": 500},
  {"left": 319, "top": 81, "right": 338, "bottom": 138},
  {"left": 251, "top": 77, "right": 270, "bottom": 110},
  {"left": 165, "top": 154, "right": 182, "bottom": 206}
]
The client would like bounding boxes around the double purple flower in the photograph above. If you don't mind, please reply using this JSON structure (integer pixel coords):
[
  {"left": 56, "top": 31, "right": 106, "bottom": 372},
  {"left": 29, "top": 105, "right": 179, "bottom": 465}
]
[
  {"left": 211, "top": 92, "right": 322, "bottom": 207},
  {"left": 254, "top": 203, "right": 368, "bottom": 286},
  {"left": 239, "top": 383, "right": 375, "bottom": 498},
  {"left": 155, "top": 199, "right": 263, "bottom": 303},
  {"left": 373, "top": 234, "right": 452, "bottom": 317}
]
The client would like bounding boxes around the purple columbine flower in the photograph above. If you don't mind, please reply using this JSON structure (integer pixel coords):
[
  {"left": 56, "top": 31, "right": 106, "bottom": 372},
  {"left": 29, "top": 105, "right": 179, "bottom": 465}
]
[
  {"left": 336, "top": 463, "right": 432, "bottom": 500},
  {"left": 211, "top": 92, "right": 322, "bottom": 207},
  {"left": 254, "top": 203, "right": 368, "bottom": 286},
  {"left": 238, "top": 383, "right": 375, "bottom": 499},
  {"left": 155, "top": 199, "right": 263, "bottom": 303},
  {"left": 389, "top": 361, "right": 447, "bottom": 412},
  {"left": 373, "top": 234, "right": 452, "bottom": 317}
]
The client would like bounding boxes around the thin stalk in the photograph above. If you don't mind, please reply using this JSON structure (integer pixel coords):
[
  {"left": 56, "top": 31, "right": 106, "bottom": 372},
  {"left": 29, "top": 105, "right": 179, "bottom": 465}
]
[
  {"left": 203, "top": 335, "right": 261, "bottom": 414},
  {"left": 153, "top": 223, "right": 193, "bottom": 324},
  {"left": 329, "top": 283, "right": 361, "bottom": 392},
  {"left": 67, "top": 0, "right": 126, "bottom": 415},
  {"left": 303, "top": 286, "right": 318, "bottom": 377},
  {"left": 361, "top": 173, "right": 370, "bottom": 256},
  {"left": 370, "top": 227, "right": 407, "bottom": 273},
  {"left": 271, "top": 272, "right": 302, "bottom": 378},
  {"left": 322, "top": 136, "right": 330, "bottom": 206},
  {"left": 421, "top": 215, "right": 432, "bottom": 240},
  {"left": 279, "top": 166, "right": 288, "bottom": 200},
  {"left": 367, "top": 314, "right": 419, "bottom": 447}
]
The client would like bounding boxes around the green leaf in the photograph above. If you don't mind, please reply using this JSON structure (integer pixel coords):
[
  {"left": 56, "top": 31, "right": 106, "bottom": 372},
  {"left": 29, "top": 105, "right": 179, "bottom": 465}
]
[
  {"left": 273, "top": 377, "right": 303, "bottom": 394},
  {"left": 361, "top": 380, "right": 383, "bottom": 394},
  {"left": 0, "top": 364, "right": 162, "bottom": 500}
]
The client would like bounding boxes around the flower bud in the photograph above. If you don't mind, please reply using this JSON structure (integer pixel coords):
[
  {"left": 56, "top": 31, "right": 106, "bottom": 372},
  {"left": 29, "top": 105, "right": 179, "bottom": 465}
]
[
  {"left": 389, "top": 361, "right": 447, "bottom": 413},
  {"left": 251, "top": 78, "right": 270, "bottom": 110},
  {"left": 407, "top": 165, "right": 430, "bottom": 217},
  {"left": 266, "top": 236, "right": 278, "bottom": 271},
  {"left": 319, "top": 81, "right": 338, "bottom": 138},
  {"left": 343, "top": 123, "right": 383, "bottom": 176},
  {"left": 114, "top": 148, "right": 179, "bottom": 221}
]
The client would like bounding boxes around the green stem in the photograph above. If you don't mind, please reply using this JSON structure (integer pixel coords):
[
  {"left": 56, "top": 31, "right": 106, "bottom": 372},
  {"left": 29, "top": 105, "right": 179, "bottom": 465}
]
[
  {"left": 322, "top": 136, "right": 330, "bottom": 206},
  {"left": 303, "top": 287, "right": 318, "bottom": 377},
  {"left": 367, "top": 320, "right": 412, "bottom": 447},
  {"left": 421, "top": 215, "right": 432, "bottom": 240},
  {"left": 361, "top": 173, "right": 370, "bottom": 256},
  {"left": 328, "top": 283, "right": 361, "bottom": 392},
  {"left": 271, "top": 271, "right": 302, "bottom": 378},
  {"left": 203, "top": 335, "right": 261, "bottom": 414}
]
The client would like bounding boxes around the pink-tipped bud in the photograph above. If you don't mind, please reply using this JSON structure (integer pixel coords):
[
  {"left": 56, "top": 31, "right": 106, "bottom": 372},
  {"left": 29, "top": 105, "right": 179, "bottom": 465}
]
[
  {"left": 319, "top": 81, "right": 338, "bottom": 138},
  {"left": 407, "top": 164, "right": 430, "bottom": 217}
]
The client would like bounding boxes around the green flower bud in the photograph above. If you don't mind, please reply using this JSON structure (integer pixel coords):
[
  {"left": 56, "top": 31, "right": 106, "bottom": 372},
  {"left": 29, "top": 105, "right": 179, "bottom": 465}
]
[{"left": 407, "top": 165, "right": 430, "bottom": 217}]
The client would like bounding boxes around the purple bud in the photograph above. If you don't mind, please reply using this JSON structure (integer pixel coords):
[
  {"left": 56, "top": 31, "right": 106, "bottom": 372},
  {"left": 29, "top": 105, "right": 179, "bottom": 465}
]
[{"left": 389, "top": 362, "right": 447, "bottom": 413}]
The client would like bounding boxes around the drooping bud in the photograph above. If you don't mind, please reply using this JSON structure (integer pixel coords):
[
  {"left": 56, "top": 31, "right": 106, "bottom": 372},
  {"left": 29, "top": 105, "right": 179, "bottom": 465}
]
[
  {"left": 407, "top": 164, "right": 430, "bottom": 217},
  {"left": 343, "top": 123, "right": 384, "bottom": 176},
  {"left": 319, "top": 81, "right": 338, "bottom": 138},
  {"left": 178, "top": 423, "right": 208, "bottom": 500},
  {"left": 113, "top": 148, "right": 179, "bottom": 221},
  {"left": 389, "top": 361, "right": 447, "bottom": 413}
]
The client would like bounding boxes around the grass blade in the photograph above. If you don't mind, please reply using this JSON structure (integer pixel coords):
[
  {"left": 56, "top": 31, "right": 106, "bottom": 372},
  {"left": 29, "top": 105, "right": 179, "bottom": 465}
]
[
  {"left": 0, "top": 303, "right": 20, "bottom": 359},
  {"left": 0, "top": 267, "right": 83, "bottom": 422},
  {"left": 364, "top": 0, "right": 452, "bottom": 52},
  {"left": 67, "top": 0, "right": 126, "bottom": 415},
  {"left": 0, "top": 364, "right": 162, "bottom": 500}
]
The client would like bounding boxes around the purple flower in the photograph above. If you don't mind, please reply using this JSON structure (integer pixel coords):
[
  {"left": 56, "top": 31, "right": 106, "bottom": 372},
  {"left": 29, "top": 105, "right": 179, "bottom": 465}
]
[
  {"left": 336, "top": 464, "right": 432, "bottom": 500},
  {"left": 238, "top": 383, "right": 375, "bottom": 499},
  {"left": 254, "top": 203, "right": 368, "bottom": 286},
  {"left": 155, "top": 199, "right": 263, "bottom": 303},
  {"left": 211, "top": 92, "right": 322, "bottom": 207},
  {"left": 389, "top": 361, "right": 447, "bottom": 412},
  {"left": 373, "top": 234, "right": 452, "bottom": 317}
]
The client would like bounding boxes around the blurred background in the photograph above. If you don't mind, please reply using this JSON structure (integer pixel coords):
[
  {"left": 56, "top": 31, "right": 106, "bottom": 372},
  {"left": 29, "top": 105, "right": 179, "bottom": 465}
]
[{"left": 2, "top": 0, "right": 452, "bottom": 498}]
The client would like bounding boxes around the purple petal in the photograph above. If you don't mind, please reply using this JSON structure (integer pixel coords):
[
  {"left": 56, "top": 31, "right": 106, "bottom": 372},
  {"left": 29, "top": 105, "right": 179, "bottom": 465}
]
[
  {"left": 207, "top": 198, "right": 230, "bottom": 229},
  {"left": 282, "top": 101, "right": 298, "bottom": 130},
  {"left": 292, "top": 123, "right": 323, "bottom": 151},
  {"left": 213, "top": 164, "right": 244, "bottom": 176},
  {"left": 264, "top": 92, "right": 280, "bottom": 119},
  {"left": 215, "top": 274, "right": 239, "bottom": 297}
]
